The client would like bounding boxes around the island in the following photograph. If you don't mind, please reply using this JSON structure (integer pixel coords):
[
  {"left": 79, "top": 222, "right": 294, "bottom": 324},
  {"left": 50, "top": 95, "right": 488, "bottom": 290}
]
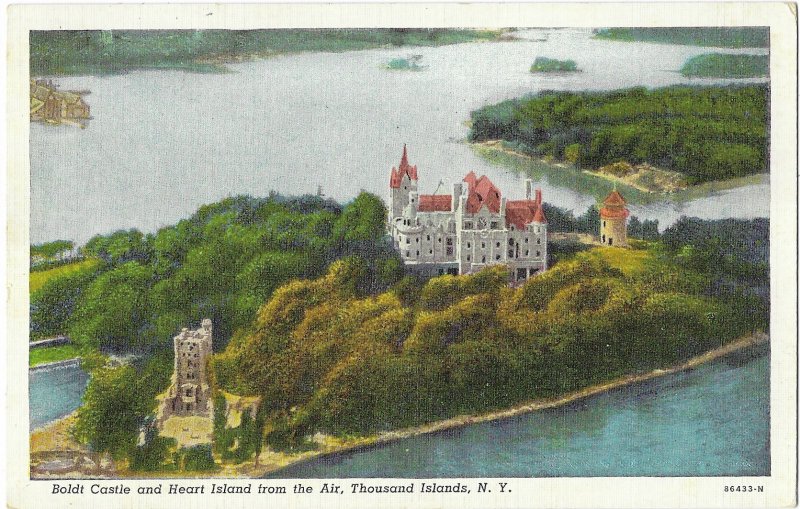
[
  {"left": 680, "top": 53, "right": 769, "bottom": 78},
  {"left": 30, "top": 152, "right": 769, "bottom": 477},
  {"left": 593, "top": 27, "right": 769, "bottom": 48},
  {"left": 529, "top": 57, "right": 579, "bottom": 73},
  {"left": 468, "top": 84, "right": 769, "bottom": 195}
]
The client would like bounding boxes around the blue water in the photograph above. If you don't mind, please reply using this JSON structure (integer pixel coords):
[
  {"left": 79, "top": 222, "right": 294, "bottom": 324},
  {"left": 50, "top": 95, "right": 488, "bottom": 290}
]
[
  {"left": 29, "top": 363, "right": 89, "bottom": 431},
  {"left": 269, "top": 354, "right": 770, "bottom": 478}
]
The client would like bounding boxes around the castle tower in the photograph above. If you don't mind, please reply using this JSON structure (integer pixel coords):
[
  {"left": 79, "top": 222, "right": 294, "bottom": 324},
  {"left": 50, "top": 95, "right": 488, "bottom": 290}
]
[
  {"left": 162, "top": 319, "right": 213, "bottom": 419},
  {"left": 599, "top": 187, "right": 629, "bottom": 247},
  {"left": 388, "top": 144, "right": 418, "bottom": 223}
]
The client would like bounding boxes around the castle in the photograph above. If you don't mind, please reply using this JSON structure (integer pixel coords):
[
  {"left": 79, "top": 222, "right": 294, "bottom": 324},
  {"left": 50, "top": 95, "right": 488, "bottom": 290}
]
[
  {"left": 160, "top": 319, "right": 213, "bottom": 420},
  {"left": 388, "top": 146, "right": 548, "bottom": 283}
]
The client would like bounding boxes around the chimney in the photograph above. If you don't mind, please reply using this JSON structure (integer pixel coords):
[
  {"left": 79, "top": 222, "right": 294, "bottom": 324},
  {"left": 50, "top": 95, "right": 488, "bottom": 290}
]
[
  {"left": 535, "top": 189, "right": 542, "bottom": 205},
  {"left": 525, "top": 179, "right": 533, "bottom": 200},
  {"left": 452, "top": 182, "right": 462, "bottom": 211}
]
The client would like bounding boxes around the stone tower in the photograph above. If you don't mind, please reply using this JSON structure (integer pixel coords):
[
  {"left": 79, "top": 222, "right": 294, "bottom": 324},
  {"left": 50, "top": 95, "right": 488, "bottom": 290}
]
[
  {"left": 162, "top": 319, "right": 213, "bottom": 418},
  {"left": 599, "top": 188, "right": 629, "bottom": 247},
  {"left": 388, "top": 144, "right": 418, "bottom": 222}
]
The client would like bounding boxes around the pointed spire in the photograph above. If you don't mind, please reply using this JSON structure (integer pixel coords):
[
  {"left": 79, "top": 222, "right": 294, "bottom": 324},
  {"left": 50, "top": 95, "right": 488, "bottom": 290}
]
[{"left": 400, "top": 144, "right": 409, "bottom": 169}]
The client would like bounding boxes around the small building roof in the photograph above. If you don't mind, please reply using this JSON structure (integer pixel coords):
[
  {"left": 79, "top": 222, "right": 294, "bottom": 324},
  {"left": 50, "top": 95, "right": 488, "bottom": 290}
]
[{"left": 418, "top": 194, "right": 452, "bottom": 212}]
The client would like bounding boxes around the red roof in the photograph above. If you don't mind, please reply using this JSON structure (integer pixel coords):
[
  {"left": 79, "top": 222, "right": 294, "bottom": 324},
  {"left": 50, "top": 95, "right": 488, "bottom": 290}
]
[
  {"left": 603, "top": 189, "right": 626, "bottom": 206},
  {"left": 505, "top": 200, "right": 547, "bottom": 229},
  {"left": 464, "top": 174, "right": 502, "bottom": 214},
  {"left": 418, "top": 194, "right": 452, "bottom": 212},
  {"left": 389, "top": 144, "right": 418, "bottom": 188},
  {"left": 600, "top": 189, "right": 629, "bottom": 219},
  {"left": 600, "top": 207, "right": 630, "bottom": 219}
]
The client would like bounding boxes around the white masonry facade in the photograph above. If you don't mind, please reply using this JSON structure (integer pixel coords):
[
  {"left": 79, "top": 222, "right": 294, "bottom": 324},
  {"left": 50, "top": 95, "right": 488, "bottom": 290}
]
[{"left": 387, "top": 146, "right": 548, "bottom": 283}]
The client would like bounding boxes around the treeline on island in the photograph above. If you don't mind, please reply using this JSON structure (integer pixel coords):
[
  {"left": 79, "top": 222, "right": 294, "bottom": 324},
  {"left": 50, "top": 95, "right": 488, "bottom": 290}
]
[
  {"left": 31, "top": 29, "right": 503, "bottom": 76},
  {"left": 31, "top": 193, "right": 769, "bottom": 469},
  {"left": 469, "top": 84, "right": 769, "bottom": 184}
]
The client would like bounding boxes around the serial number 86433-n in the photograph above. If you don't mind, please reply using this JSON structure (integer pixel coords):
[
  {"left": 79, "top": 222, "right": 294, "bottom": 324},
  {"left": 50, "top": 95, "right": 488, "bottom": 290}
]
[{"left": 724, "top": 485, "right": 764, "bottom": 493}]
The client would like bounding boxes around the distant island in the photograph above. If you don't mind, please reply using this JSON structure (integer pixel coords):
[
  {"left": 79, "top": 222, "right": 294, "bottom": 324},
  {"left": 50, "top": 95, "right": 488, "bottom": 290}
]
[
  {"left": 30, "top": 29, "right": 506, "bottom": 76},
  {"left": 680, "top": 53, "right": 769, "bottom": 78},
  {"left": 468, "top": 84, "right": 769, "bottom": 189},
  {"left": 386, "top": 54, "right": 426, "bottom": 71},
  {"left": 530, "top": 57, "right": 579, "bottom": 73},
  {"left": 593, "top": 27, "right": 769, "bottom": 48}
]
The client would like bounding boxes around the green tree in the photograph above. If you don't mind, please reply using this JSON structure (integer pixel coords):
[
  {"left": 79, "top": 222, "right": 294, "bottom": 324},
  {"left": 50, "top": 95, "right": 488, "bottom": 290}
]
[{"left": 73, "top": 365, "right": 152, "bottom": 461}]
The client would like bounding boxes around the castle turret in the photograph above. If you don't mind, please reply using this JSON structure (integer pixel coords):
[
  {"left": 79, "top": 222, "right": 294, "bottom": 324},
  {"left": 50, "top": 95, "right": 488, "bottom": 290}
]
[
  {"left": 599, "top": 188, "right": 629, "bottom": 247},
  {"left": 388, "top": 144, "right": 418, "bottom": 224}
]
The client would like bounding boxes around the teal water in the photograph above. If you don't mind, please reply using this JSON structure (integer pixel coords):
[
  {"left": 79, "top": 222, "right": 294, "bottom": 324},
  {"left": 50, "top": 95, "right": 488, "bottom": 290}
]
[
  {"left": 29, "top": 363, "right": 89, "bottom": 431},
  {"left": 269, "top": 354, "right": 769, "bottom": 478}
]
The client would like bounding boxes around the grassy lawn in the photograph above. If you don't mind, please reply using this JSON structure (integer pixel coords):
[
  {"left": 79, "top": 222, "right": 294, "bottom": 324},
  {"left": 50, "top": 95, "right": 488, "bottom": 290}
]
[
  {"left": 29, "top": 344, "right": 82, "bottom": 367},
  {"left": 584, "top": 246, "right": 655, "bottom": 276},
  {"left": 30, "top": 258, "right": 99, "bottom": 294}
]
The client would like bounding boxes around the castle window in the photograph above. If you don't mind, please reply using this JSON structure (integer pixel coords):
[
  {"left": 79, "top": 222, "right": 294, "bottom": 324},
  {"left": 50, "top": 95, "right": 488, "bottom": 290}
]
[
  {"left": 446, "top": 238, "right": 453, "bottom": 246},
  {"left": 429, "top": 250, "right": 433, "bottom": 254},
  {"left": 495, "top": 254, "right": 501, "bottom": 260},
  {"left": 482, "top": 256, "right": 486, "bottom": 263},
  {"left": 406, "top": 238, "right": 410, "bottom": 244},
  {"left": 467, "top": 242, "right": 471, "bottom": 249},
  {"left": 509, "top": 238, "right": 514, "bottom": 246},
  {"left": 525, "top": 237, "right": 528, "bottom": 243},
  {"left": 406, "top": 251, "right": 410, "bottom": 257},
  {"left": 467, "top": 255, "right": 471, "bottom": 261},
  {"left": 416, "top": 250, "right": 420, "bottom": 256},
  {"left": 446, "top": 247, "right": 454, "bottom": 256},
  {"left": 603, "top": 221, "right": 606, "bottom": 228},
  {"left": 496, "top": 242, "right": 500, "bottom": 248},
  {"left": 525, "top": 250, "right": 529, "bottom": 256},
  {"left": 481, "top": 242, "right": 486, "bottom": 249},
  {"left": 464, "top": 222, "right": 472, "bottom": 229},
  {"left": 508, "top": 249, "right": 514, "bottom": 257},
  {"left": 491, "top": 222, "right": 498, "bottom": 229},
  {"left": 537, "top": 238, "right": 541, "bottom": 245},
  {"left": 427, "top": 235, "right": 430, "bottom": 241},
  {"left": 535, "top": 226, "right": 541, "bottom": 234},
  {"left": 415, "top": 237, "right": 419, "bottom": 243},
  {"left": 536, "top": 251, "right": 541, "bottom": 257}
]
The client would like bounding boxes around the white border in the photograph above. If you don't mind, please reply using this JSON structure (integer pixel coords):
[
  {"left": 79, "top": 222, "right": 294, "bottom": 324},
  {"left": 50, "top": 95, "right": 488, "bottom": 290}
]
[{"left": 6, "top": 4, "right": 797, "bottom": 508}]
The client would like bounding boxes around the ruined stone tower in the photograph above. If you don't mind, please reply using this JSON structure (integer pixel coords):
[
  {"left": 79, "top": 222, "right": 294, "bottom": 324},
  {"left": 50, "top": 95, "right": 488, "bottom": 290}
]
[{"left": 162, "top": 319, "right": 213, "bottom": 418}]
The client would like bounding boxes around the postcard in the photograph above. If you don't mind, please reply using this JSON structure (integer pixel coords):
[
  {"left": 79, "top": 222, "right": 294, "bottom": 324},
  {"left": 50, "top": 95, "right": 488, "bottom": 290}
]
[{"left": 5, "top": 2, "right": 798, "bottom": 508}]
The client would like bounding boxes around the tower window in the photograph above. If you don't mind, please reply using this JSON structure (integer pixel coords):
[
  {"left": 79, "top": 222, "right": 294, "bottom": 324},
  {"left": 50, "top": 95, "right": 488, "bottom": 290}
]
[
  {"left": 427, "top": 235, "right": 430, "bottom": 241},
  {"left": 482, "top": 256, "right": 486, "bottom": 263},
  {"left": 491, "top": 221, "right": 498, "bottom": 229},
  {"left": 525, "top": 237, "right": 528, "bottom": 243},
  {"left": 495, "top": 254, "right": 501, "bottom": 260},
  {"left": 429, "top": 250, "right": 433, "bottom": 254},
  {"left": 467, "top": 242, "right": 471, "bottom": 249},
  {"left": 537, "top": 239, "right": 541, "bottom": 245},
  {"left": 416, "top": 237, "right": 419, "bottom": 243},
  {"left": 481, "top": 242, "right": 486, "bottom": 249},
  {"left": 406, "top": 251, "right": 410, "bottom": 257},
  {"left": 416, "top": 250, "right": 419, "bottom": 256},
  {"left": 603, "top": 221, "right": 606, "bottom": 228},
  {"left": 406, "top": 238, "right": 410, "bottom": 244},
  {"left": 525, "top": 250, "right": 529, "bottom": 256},
  {"left": 536, "top": 251, "right": 541, "bottom": 257},
  {"left": 496, "top": 242, "right": 500, "bottom": 248},
  {"left": 467, "top": 255, "right": 471, "bottom": 261}
]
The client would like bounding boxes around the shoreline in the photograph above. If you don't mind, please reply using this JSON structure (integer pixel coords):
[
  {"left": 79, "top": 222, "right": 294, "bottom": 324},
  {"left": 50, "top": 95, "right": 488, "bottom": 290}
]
[
  {"left": 30, "top": 331, "right": 768, "bottom": 479},
  {"left": 255, "top": 331, "right": 769, "bottom": 478},
  {"left": 471, "top": 140, "right": 769, "bottom": 204}
]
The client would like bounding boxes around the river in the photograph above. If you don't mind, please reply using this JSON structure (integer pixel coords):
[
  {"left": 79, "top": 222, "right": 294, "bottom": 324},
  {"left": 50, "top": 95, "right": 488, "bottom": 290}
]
[
  {"left": 269, "top": 353, "right": 769, "bottom": 478},
  {"left": 29, "top": 361, "right": 89, "bottom": 431},
  {"left": 28, "top": 28, "right": 771, "bottom": 476},
  {"left": 30, "top": 28, "right": 769, "bottom": 246}
]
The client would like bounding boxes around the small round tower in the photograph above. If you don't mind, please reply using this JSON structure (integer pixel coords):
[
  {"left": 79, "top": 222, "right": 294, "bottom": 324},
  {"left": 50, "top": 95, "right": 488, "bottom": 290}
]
[{"left": 599, "top": 187, "right": 629, "bottom": 247}]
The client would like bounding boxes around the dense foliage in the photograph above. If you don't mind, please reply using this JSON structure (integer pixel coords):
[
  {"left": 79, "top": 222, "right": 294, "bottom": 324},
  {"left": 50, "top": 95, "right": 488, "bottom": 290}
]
[
  {"left": 64, "top": 192, "right": 399, "bottom": 466},
  {"left": 469, "top": 85, "right": 769, "bottom": 184},
  {"left": 680, "top": 54, "right": 769, "bottom": 78},
  {"left": 39, "top": 192, "right": 400, "bottom": 353},
  {"left": 31, "top": 29, "right": 502, "bottom": 76},
  {"left": 530, "top": 57, "right": 578, "bottom": 72},
  {"left": 593, "top": 28, "right": 769, "bottom": 48},
  {"left": 214, "top": 234, "right": 768, "bottom": 439}
]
